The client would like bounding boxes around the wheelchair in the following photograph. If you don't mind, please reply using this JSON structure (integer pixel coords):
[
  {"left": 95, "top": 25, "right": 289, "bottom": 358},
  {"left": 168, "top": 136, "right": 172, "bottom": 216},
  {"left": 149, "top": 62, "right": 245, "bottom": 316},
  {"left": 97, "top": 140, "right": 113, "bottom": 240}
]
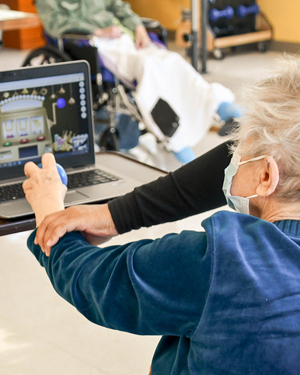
[{"left": 22, "top": 18, "right": 170, "bottom": 154}]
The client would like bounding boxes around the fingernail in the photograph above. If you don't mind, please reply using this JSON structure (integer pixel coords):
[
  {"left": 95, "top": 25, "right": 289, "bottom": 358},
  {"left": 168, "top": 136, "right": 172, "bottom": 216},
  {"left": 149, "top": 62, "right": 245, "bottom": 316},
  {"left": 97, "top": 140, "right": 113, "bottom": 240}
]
[
  {"left": 46, "top": 239, "right": 52, "bottom": 247},
  {"left": 34, "top": 237, "right": 38, "bottom": 245}
]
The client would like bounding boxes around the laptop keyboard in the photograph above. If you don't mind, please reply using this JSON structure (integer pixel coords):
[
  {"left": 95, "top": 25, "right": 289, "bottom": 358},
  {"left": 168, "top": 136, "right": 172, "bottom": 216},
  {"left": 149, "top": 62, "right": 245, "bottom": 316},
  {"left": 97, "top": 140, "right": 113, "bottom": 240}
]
[
  {"left": 67, "top": 169, "right": 119, "bottom": 189},
  {"left": 0, "top": 169, "right": 119, "bottom": 203},
  {"left": 0, "top": 183, "right": 25, "bottom": 202}
]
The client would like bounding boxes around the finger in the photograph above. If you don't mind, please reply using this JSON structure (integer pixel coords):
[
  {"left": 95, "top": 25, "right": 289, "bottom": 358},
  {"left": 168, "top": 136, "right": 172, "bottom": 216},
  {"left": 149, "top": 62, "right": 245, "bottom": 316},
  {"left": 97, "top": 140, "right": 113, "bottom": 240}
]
[
  {"left": 41, "top": 153, "right": 57, "bottom": 172},
  {"left": 41, "top": 226, "right": 54, "bottom": 256},
  {"left": 41, "top": 215, "right": 67, "bottom": 254},
  {"left": 35, "top": 211, "right": 60, "bottom": 251},
  {"left": 43, "top": 217, "right": 79, "bottom": 256},
  {"left": 22, "top": 179, "right": 30, "bottom": 192},
  {"left": 24, "top": 161, "right": 40, "bottom": 178},
  {"left": 44, "top": 223, "right": 71, "bottom": 257},
  {"left": 35, "top": 217, "right": 49, "bottom": 251},
  {"left": 135, "top": 39, "right": 141, "bottom": 49},
  {"left": 36, "top": 211, "right": 77, "bottom": 256},
  {"left": 22, "top": 180, "right": 33, "bottom": 199}
]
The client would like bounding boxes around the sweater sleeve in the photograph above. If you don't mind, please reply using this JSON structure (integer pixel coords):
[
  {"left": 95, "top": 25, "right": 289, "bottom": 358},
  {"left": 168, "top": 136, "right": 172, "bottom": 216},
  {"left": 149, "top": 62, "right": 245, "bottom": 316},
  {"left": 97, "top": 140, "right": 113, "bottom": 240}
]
[
  {"left": 27, "top": 228, "right": 211, "bottom": 336},
  {"left": 35, "top": 0, "right": 96, "bottom": 38},
  {"left": 108, "top": 141, "right": 232, "bottom": 234},
  {"left": 107, "top": 0, "right": 142, "bottom": 31}
]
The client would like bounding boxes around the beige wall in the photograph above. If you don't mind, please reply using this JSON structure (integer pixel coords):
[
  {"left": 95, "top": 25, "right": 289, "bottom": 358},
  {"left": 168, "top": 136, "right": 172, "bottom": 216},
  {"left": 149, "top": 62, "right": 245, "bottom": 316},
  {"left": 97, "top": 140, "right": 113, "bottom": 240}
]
[
  {"left": 128, "top": 0, "right": 300, "bottom": 44},
  {"left": 258, "top": 0, "right": 300, "bottom": 43},
  {"left": 127, "top": 0, "right": 189, "bottom": 30}
]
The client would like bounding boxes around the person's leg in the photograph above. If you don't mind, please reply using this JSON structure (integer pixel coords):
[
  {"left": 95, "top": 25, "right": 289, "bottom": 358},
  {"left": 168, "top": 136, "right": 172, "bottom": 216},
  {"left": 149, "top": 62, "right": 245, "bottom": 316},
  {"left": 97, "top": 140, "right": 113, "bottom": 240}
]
[
  {"left": 95, "top": 36, "right": 236, "bottom": 156},
  {"left": 132, "top": 50, "right": 235, "bottom": 154},
  {"left": 217, "top": 102, "right": 242, "bottom": 121},
  {"left": 172, "top": 147, "right": 196, "bottom": 164},
  {"left": 217, "top": 102, "right": 243, "bottom": 136}
]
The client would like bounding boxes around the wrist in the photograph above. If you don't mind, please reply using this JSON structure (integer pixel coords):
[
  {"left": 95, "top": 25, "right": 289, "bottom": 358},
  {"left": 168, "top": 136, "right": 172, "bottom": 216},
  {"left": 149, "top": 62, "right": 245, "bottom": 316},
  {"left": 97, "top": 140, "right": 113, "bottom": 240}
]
[
  {"left": 34, "top": 201, "right": 65, "bottom": 227},
  {"left": 31, "top": 195, "right": 65, "bottom": 226},
  {"left": 135, "top": 25, "right": 144, "bottom": 33},
  {"left": 100, "top": 204, "right": 118, "bottom": 236},
  {"left": 94, "top": 28, "right": 103, "bottom": 37}
]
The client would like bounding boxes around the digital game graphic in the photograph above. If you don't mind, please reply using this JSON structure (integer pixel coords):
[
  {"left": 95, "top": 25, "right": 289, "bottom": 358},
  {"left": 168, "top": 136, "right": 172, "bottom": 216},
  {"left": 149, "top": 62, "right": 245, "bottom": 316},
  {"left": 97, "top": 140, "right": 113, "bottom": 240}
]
[{"left": 0, "top": 74, "right": 90, "bottom": 169}]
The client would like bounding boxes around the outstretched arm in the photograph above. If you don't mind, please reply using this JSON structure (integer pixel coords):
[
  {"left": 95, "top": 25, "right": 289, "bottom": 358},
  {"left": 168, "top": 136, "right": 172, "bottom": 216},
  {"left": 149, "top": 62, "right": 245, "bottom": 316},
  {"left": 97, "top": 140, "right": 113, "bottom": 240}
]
[
  {"left": 25, "top": 153, "right": 211, "bottom": 336},
  {"left": 32, "top": 141, "right": 232, "bottom": 254},
  {"left": 109, "top": 140, "right": 232, "bottom": 233},
  {"left": 27, "top": 227, "right": 210, "bottom": 336}
]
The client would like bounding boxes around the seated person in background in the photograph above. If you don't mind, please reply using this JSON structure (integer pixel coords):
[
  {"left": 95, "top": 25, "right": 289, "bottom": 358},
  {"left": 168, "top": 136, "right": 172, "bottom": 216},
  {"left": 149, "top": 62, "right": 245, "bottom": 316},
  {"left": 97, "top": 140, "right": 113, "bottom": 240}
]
[
  {"left": 35, "top": 0, "right": 241, "bottom": 162},
  {"left": 24, "top": 56, "right": 300, "bottom": 374}
]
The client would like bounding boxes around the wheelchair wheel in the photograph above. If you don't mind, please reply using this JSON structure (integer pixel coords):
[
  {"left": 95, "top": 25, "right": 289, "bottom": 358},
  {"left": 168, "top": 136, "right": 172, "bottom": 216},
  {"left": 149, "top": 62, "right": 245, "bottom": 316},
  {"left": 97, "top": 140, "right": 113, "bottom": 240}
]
[{"left": 22, "top": 45, "right": 72, "bottom": 67}]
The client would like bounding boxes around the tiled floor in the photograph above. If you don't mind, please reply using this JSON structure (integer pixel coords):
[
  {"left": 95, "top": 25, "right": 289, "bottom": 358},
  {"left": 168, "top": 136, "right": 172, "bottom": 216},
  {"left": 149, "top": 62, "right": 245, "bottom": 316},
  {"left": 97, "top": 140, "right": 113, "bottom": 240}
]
[{"left": 0, "top": 45, "right": 285, "bottom": 374}]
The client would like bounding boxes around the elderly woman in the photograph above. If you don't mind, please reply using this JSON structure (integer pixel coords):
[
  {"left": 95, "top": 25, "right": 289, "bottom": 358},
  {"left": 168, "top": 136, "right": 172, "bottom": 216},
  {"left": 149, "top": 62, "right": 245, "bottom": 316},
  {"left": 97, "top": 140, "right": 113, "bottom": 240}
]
[{"left": 24, "top": 56, "right": 300, "bottom": 374}]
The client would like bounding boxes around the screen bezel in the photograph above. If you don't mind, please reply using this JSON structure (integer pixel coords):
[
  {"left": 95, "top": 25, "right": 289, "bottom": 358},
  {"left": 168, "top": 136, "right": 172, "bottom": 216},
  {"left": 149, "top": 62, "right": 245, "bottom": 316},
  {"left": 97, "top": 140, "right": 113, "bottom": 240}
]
[{"left": 0, "top": 60, "right": 95, "bottom": 181}]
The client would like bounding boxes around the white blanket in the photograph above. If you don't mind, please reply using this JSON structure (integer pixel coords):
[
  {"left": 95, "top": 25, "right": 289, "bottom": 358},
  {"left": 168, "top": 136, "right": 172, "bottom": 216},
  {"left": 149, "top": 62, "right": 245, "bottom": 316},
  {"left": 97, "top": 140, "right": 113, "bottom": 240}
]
[{"left": 95, "top": 34, "right": 234, "bottom": 152}]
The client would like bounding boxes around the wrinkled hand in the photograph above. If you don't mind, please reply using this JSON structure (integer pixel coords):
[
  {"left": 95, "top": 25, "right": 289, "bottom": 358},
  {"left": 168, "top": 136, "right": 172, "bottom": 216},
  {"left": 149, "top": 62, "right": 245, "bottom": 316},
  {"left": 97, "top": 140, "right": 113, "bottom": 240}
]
[
  {"left": 135, "top": 25, "right": 150, "bottom": 49},
  {"left": 34, "top": 204, "right": 119, "bottom": 256},
  {"left": 23, "top": 154, "right": 66, "bottom": 227},
  {"left": 94, "top": 26, "right": 122, "bottom": 39}
]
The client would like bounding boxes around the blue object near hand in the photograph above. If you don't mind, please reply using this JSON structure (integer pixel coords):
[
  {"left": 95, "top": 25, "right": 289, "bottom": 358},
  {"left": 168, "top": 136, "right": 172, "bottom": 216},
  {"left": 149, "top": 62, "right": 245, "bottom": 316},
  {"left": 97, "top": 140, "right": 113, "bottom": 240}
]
[{"left": 38, "top": 162, "right": 68, "bottom": 186}]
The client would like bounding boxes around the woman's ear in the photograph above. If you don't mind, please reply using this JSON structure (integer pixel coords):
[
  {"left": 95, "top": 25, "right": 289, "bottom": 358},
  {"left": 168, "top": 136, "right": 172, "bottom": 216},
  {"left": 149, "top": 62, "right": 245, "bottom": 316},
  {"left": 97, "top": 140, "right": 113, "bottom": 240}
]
[{"left": 256, "top": 156, "right": 279, "bottom": 197}]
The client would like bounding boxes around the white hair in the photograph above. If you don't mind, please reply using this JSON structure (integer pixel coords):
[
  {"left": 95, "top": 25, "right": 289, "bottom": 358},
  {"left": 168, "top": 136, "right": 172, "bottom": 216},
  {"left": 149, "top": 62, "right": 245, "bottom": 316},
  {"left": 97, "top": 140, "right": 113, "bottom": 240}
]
[{"left": 230, "top": 55, "right": 300, "bottom": 201}]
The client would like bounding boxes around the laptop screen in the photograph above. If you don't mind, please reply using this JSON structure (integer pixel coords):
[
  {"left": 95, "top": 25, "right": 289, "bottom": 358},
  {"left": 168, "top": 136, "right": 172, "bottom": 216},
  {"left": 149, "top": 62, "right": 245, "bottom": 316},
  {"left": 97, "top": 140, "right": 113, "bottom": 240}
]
[{"left": 0, "top": 61, "right": 95, "bottom": 181}]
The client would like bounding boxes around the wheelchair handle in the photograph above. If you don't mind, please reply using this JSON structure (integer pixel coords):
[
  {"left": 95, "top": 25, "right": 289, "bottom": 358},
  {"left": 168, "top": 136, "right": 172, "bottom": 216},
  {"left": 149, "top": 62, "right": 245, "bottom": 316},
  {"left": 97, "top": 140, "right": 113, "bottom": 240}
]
[
  {"left": 141, "top": 18, "right": 168, "bottom": 47},
  {"left": 141, "top": 17, "right": 160, "bottom": 29}
]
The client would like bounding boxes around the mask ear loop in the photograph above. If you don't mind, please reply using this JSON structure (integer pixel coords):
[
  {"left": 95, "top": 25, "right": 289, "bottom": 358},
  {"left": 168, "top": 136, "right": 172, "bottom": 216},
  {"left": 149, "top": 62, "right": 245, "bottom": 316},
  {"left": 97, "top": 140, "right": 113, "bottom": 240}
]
[
  {"left": 238, "top": 155, "right": 267, "bottom": 166},
  {"left": 244, "top": 156, "right": 280, "bottom": 198},
  {"left": 237, "top": 155, "right": 267, "bottom": 200}
]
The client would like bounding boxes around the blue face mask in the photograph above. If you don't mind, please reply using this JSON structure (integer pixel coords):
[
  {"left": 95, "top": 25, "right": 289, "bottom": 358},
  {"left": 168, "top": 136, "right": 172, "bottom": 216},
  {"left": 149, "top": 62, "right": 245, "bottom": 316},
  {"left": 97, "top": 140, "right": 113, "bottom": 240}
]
[{"left": 223, "top": 151, "right": 267, "bottom": 215}]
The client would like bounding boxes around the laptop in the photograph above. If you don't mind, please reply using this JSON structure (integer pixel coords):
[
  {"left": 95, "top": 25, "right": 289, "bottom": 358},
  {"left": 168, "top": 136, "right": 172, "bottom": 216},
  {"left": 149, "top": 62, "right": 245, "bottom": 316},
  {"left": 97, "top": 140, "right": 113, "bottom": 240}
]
[{"left": 0, "top": 61, "right": 141, "bottom": 219}]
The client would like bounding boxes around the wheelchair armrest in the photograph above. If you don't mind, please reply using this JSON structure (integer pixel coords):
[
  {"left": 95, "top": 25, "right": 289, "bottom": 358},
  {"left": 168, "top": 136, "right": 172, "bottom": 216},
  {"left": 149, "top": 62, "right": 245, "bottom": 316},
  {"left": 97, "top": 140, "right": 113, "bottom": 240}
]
[
  {"left": 141, "top": 17, "right": 160, "bottom": 29},
  {"left": 141, "top": 18, "right": 168, "bottom": 47},
  {"left": 60, "top": 30, "right": 95, "bottom": 41}
]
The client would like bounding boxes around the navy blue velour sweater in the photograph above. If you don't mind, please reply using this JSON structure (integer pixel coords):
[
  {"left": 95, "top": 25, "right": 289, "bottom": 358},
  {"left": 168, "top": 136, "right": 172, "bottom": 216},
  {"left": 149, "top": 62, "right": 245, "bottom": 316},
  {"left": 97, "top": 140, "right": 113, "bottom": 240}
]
[{"left": 27, "top": 211, "right": 300, "bottom": 375}]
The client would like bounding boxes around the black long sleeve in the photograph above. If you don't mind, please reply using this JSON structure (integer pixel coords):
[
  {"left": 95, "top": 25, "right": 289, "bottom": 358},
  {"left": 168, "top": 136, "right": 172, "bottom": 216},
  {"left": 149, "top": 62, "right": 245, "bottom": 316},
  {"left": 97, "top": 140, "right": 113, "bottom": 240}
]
[{"left": 108, "top": 141, "right": 233, "bottom": 234}]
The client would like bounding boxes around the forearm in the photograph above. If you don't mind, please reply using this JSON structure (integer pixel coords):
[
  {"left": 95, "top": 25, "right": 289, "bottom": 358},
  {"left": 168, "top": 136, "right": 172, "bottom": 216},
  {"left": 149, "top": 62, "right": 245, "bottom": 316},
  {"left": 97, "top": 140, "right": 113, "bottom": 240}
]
[
  {"left": 27, "top": 228, "right": 209, "bottom": 335},
  {"left": 109, "top": 141, "right": 233, "bottom": 234},
  {"left": 28, "top": 229, "right": 128, "bottom": 324}
]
